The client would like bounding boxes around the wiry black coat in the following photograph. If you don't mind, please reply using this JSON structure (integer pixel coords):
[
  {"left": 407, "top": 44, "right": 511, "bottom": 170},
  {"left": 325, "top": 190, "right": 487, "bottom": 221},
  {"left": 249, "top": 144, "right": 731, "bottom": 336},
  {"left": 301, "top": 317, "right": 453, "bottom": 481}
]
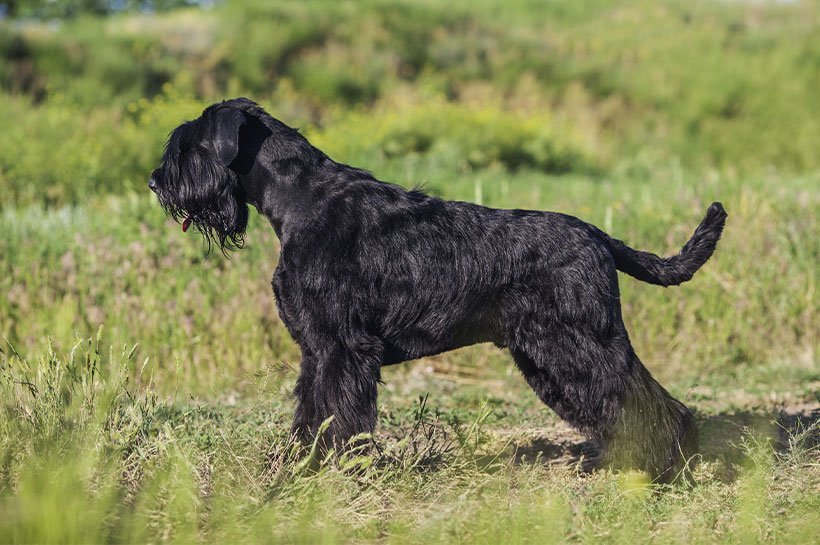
[{"left": 149, "top": 98, "right": 727, "bottom": 482}]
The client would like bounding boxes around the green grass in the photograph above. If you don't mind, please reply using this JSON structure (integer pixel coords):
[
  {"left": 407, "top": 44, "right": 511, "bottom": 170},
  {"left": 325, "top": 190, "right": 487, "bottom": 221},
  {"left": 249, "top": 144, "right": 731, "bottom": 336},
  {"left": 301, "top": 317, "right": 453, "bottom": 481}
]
[
  {"left": 0, "top": 331, "right": 817, "bottom": 544},
  {"left": 0, "top": 0, "right": 818, "bottom": 543}
]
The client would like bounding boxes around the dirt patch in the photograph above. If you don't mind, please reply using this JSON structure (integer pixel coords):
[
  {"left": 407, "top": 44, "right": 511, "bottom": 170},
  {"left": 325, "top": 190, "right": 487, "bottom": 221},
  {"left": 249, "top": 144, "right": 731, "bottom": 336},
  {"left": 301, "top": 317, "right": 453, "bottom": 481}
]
[{"left": 494, "top": 422, "right": 599, "bottom": 471}]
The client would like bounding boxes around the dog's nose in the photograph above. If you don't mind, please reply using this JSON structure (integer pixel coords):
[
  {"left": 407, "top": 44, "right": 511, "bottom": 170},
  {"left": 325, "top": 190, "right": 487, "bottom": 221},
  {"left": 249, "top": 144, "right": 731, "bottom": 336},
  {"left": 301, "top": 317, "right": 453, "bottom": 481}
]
[{"left": 148, "top": 176, "right": 158, "bottom": 192}]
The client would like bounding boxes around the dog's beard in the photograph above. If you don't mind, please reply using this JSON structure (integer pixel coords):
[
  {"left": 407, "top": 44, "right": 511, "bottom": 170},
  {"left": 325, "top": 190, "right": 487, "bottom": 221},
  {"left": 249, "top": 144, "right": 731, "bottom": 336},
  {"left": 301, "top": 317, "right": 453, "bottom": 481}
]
[{"left": 156, "top": 146, "right": 249, "bottom": 253}]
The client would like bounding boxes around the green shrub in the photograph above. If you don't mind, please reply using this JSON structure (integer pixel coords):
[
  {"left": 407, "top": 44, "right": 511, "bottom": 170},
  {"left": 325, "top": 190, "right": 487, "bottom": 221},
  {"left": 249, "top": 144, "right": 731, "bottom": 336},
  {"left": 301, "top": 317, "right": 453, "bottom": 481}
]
[
  {"left": 0, "top": 88, "right": 203, "bottom": 205},
  {"left": 2, "top": 0, "right": 820, "bottom": 176},
  {"left": 308, "top": 97, "right": 596, "bottom": 174}
]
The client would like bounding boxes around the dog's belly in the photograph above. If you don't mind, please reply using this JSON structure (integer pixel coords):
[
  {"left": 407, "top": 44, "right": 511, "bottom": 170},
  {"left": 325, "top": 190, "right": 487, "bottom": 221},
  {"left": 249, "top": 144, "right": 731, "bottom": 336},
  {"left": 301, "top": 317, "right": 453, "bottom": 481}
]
[
  {"left": 380, "top": 309, "right": 503, "bottom": 365},
  {"left": 381, "top": 336, "right": 487, "bottom": 365}
]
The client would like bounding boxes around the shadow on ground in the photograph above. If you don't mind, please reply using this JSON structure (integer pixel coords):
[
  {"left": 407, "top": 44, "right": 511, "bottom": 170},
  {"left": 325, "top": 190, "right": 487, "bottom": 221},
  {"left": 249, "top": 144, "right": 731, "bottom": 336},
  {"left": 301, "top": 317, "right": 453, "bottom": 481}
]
[
  {"left": 506, "top": 403, "right": 820, "bottom": 480},
  {"left": 696, "top": 403, "right": 820, "bottom": 481}
]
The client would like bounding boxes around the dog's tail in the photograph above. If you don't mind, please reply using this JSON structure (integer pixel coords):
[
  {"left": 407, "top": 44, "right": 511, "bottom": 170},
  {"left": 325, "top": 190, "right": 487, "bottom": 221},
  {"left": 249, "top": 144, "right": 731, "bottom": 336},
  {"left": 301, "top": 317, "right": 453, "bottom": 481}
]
[{"left": 604, "top": 202, "right": 727, "bottom": 287}]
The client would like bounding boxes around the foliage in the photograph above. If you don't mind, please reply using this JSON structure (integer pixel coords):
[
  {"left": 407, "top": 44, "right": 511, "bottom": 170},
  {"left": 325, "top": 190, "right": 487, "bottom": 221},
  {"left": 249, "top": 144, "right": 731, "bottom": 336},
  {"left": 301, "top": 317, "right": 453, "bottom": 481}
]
[
  {"left": 308, "top": 96, "right": 596, "bottom": 174},
  {"left": 0, "top": 89, "right": 594, "bottom": 205},
  {"left": 0, "top": 0, "right": 200, "bottom": 19},
  {"left": 1, "top": 0, "right": 820, "bottom": 191}
]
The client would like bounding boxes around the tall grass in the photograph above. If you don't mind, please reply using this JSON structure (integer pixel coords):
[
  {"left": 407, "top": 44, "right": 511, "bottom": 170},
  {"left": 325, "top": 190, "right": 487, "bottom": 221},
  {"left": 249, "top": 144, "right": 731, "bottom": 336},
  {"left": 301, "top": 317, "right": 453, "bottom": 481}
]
[{"left": 0, "top": 335, "right": 817, "bottom": 544}]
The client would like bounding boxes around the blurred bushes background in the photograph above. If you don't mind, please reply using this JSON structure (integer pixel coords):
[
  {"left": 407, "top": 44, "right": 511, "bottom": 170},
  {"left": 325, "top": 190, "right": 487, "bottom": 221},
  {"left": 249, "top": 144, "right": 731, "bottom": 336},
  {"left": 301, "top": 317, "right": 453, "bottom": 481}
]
[{"left": 1, "top": 0, "right": 820, "bottom": 205}]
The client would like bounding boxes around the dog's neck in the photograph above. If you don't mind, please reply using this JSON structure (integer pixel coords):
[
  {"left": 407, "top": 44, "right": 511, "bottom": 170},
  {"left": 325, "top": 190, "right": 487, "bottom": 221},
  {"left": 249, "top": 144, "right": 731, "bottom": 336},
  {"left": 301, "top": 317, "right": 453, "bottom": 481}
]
[{"left": 239, "top": 155, "right": 358, "bottom": 242}]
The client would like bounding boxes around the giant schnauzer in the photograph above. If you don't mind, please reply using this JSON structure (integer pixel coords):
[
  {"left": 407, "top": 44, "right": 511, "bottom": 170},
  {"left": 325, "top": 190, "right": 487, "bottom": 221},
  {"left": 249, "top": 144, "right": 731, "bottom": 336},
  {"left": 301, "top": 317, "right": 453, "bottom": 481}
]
[{"left": 149, "top": 98, "right": 727, "bottom": 482}]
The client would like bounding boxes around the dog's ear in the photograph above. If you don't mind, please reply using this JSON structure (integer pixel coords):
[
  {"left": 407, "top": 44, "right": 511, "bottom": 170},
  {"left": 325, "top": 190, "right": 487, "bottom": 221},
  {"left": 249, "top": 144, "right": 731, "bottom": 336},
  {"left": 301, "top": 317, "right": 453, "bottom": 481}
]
[{"left": 210, "top": 108, "right": 246, "bottom": 167}]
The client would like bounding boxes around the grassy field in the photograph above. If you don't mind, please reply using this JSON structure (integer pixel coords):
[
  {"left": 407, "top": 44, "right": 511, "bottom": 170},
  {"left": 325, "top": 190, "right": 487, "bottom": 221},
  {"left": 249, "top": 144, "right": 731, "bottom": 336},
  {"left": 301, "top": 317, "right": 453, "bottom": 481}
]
[{"left": 0, "top": 0, "right": 818, "bottom": 543}]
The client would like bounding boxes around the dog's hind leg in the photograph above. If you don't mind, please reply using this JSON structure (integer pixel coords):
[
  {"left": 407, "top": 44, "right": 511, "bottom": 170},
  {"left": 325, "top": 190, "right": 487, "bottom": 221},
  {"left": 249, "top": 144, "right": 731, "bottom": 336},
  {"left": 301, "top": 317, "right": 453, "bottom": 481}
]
[
  {"left": 509, "top": 323, "right": 697, "bottom": 482},
  {"left": 607, "top": 356, "right": 698, "bottom": 483}
]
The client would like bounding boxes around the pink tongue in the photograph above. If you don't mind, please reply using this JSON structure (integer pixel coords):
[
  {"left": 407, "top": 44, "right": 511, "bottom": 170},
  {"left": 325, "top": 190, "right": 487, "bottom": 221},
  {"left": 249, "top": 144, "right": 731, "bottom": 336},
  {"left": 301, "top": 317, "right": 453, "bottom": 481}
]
[{"left": 182, "top": 218, "right": 192, "bottom": 232}]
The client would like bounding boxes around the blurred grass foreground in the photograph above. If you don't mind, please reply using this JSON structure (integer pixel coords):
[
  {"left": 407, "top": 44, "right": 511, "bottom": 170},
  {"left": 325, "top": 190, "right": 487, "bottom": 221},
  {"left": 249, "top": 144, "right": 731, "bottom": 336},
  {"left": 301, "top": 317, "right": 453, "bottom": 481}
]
[{"left": 0, "top": 1, "right": 818, "bottom": 544}]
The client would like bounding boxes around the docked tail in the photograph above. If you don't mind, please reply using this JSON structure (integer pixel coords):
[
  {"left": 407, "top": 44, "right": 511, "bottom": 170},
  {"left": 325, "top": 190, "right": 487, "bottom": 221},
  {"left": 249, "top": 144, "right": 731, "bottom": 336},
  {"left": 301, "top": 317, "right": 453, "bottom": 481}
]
[{"left": 606, "top": 202, "right": 727, "bottom": 287}]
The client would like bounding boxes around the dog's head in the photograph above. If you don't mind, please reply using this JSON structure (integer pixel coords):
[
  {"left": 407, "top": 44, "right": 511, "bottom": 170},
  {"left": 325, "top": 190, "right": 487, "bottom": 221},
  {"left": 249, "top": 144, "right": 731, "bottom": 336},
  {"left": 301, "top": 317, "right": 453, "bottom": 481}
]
[{"left": 149, "top": 98, "right": 272, "bottom": 251}]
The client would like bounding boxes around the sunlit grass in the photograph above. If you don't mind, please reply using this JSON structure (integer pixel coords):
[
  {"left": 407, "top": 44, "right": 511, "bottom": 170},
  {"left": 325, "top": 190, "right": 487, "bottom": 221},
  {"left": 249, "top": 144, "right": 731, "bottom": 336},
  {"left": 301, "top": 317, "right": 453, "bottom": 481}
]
[{"left": 0, "top": 336, "right": 817, "bottom": 544}]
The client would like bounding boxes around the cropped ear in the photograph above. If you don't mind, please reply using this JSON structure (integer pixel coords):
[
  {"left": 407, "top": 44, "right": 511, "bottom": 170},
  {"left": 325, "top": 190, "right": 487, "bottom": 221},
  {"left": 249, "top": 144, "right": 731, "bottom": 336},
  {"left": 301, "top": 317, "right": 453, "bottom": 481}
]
[{"left": 209, "top": 107, "right": 246, "bottom": 167}]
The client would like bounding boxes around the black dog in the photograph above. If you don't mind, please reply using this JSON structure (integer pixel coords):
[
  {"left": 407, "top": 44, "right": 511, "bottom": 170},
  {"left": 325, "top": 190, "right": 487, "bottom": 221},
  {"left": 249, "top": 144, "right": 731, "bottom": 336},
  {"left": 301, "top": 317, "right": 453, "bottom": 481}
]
[{"left": 149, "top": 98, "right": 726, "bottom": 482}]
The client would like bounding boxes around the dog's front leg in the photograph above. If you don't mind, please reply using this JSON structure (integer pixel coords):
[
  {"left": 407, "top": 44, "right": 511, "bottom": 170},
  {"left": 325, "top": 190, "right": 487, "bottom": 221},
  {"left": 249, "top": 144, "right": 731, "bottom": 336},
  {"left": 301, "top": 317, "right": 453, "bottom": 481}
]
[
  {"left": 291, "top": 351, "right": 318, "bottom": 444},
  {"left": 310, "top": 342, "right": 382, "bottom": 451}
]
